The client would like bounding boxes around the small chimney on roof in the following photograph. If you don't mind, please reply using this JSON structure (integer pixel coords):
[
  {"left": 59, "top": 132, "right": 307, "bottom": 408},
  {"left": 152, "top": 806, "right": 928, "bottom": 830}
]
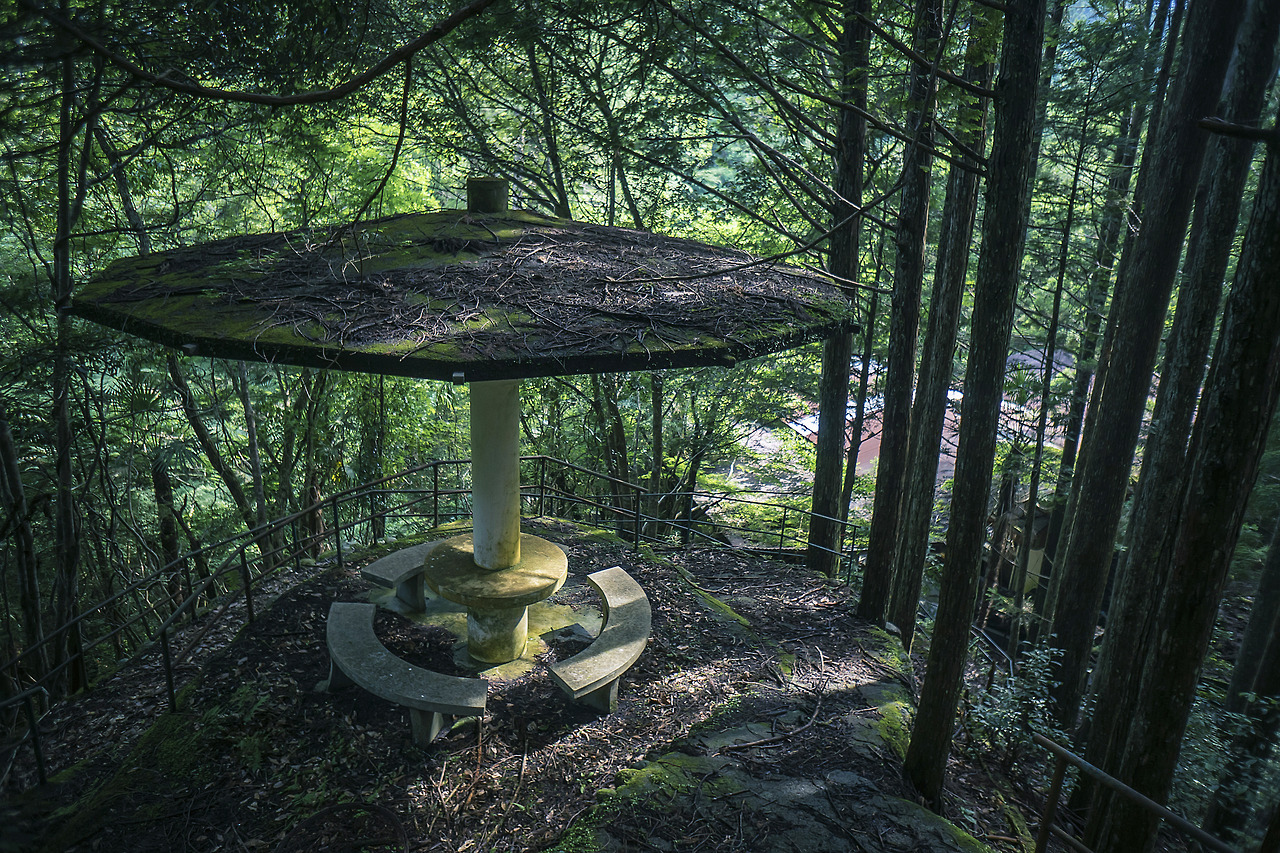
[{"left": 467, "top": 176, "right": 509, "bottom": 213}]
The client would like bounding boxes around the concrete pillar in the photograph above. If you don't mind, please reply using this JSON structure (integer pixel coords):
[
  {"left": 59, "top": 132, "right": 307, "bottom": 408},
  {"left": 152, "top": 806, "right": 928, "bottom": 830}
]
[{"left": 470, "top": 379, "right": 521, "bottom": 569}]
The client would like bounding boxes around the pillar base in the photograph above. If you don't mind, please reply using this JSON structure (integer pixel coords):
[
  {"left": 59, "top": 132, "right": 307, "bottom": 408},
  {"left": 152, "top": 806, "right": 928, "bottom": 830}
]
[
  {"left": 467, "top": 605, "right": 530, "bottom": 663},
  {"left": 423, "top": 532, "right": 568, "bottom": 664}
]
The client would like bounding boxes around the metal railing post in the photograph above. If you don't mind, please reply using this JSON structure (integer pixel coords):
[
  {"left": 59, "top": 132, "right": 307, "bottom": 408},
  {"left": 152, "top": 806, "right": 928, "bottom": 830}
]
[
  {"left": 433, "top": 464, "right": 440, "bottom": 529},
  {"left": 633, "top": 484, "right": 642, "bottom": 549},
  {"left": 539, "top": 457, "right": 547, "bottom": 518},
  {"left": 779, "top": 507, "right": 788, "bottom": 547},
  {"left": 239, "top": 551, "right": 255, "bottom": 623},
  {"left": 1035, "top": 754, "right": 1067, "bottom": 853},
  {"left": 331, "top": 496, "right": 344, "bottom": 569},
  {"left": 159, "top": 628, "right": 177, "bottom": 712},
  {"left": 292, "top": 519, "right": 302, "bottom": 571}
]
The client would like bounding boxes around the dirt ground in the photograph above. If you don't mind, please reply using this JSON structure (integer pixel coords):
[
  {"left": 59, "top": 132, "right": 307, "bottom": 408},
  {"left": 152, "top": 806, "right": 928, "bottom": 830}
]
[{"left": 9, "top": 519, "right": 1050, "bottom": 853}]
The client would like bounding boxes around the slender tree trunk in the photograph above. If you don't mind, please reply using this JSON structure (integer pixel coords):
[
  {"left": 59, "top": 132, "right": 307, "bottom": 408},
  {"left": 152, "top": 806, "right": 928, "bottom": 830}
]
[
  {"left": 168, "top": 354, "right": 263, "bottom": 548},
  {"left": 234, "top": 363, "right": 273, "bottom": 555},
  {"left": 1225, "top": 517, "right": 1280, "bottom": 715},
  {"left": 1008, "top": 71, "right": 1093, "bottom": 656},
  {"left": 1203, "top": 540, "right": 1280, "bottom": 843},
  {"left": 150, "top": 455, "right": 184, "bottom": 610},
  {"left": 889, "top": 7, "right": 997, "bottom": 650},
  {"left": 0, "top": 403, "right": 47, "bottom": 679},
  {"left": 1047, "top": 0, "right": 1245, "bottom": 729},
  {"left": 1041, "top": 0, "right": 1173, "bottom": 622},
  {"left": 1096, "top": 90, "right": 1280, "bottom": 853},
  {"left": 648, "top": 372, "right": 664, "bottom": 534},
  {"left": 526, "top": 43, "right": 573, "bottom": 219},
  {"left": 1080, "top": 0, "right": 1280, "bottom": 804},
  {"left": 903, "top": 0, "right": 1047, "bottom": 806},
  {"left": 808, "top": 0, "right": 868, "bottom": 576},
  {"left": 839, "top": 291, "right": 878, "bottom": 530},
  {"left": 840, "top": 233, "right": 888, "bottom": 531},
  {"left": 50, "top": 41, "right": 87, "bottom": 695},
  {"left": 859, "top": 0, "right": 944, "bottom": 621}
]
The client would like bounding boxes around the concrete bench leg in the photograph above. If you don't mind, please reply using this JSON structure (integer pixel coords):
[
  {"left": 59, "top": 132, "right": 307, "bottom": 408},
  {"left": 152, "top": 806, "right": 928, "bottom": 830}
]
[
  {"left": 410, "top": 709, "right": 446, "bottom": 746},
  {"left": 579, "top": 679, "right": 620, "bottom": 713},
  {"left": 323, "top": 660, "right": 355, "bottom": 692},
  {"left": 396, "top": 574, "right": 426, "bottom": 611}
]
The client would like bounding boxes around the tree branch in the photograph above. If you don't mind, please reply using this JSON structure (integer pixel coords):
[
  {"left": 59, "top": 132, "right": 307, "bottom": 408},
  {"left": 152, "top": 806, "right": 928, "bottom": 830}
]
[
  {"left": 20, "top": 0, "right": 496, "bottom": 106},
  {"left": 1198, "top": 116, "right": 1280, "bottom": 143}
]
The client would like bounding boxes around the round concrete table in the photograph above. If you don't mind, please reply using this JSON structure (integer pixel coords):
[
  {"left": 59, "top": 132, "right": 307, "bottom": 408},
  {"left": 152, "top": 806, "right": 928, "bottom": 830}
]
[{"left": 423, "top": 532, "right": 568, "bottom": 663}]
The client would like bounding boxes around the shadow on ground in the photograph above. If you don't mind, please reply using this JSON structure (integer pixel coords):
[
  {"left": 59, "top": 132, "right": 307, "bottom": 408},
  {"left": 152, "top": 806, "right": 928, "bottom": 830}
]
[{"left": 12, "top": 518, "right": 1024, "bottom": 853}]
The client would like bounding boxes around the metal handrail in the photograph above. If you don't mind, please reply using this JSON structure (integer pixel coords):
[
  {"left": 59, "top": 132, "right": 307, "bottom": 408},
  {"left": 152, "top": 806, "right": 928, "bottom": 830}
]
[
  {"left": 0, "top": 455, "right": 862, "bottom": 791},
  {"left": 1031, "top": 731, "right": 1239, "bottom": 853}
]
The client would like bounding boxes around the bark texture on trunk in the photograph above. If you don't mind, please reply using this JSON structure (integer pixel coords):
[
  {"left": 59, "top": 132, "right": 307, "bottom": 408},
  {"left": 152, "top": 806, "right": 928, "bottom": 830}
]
[
  {"left": 889, "top": 6, "right": 997, "bottom": 651},
  {"left": 1097, "top": 94, "right": 1280, "bottom": 851},
  {"left": 1081, "top": 0, "right": 1280, "bottom": 799},
  {"left": 903, "top": 0, "right": 1046, "bottom": 806},
  {"left": 1048, "top": 0, "right": 1246, "bottom": 729},
  {"left": 859, "top": 0, "right": 943, "bottom": 621}
]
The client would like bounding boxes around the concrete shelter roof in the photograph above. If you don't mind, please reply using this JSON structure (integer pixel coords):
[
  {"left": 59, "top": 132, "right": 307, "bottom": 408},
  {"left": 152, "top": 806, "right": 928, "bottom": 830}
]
[{"left": 71, "top": 209, "right": 860, "bottom": 381}]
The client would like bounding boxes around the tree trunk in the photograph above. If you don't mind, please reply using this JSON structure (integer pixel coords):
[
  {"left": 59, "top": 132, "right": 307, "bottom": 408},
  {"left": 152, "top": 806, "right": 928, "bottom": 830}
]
[
  {"left": 150, "top": 454, "right": 184, "bottom": 610},
  {"left": 1263, "top": 803, "right": 1280, "bottom": 853},
  {"left": 49, "top": 46, "right": 87, "bottom": 696},
  {"left": 903, "top": 0, "right": 1047, "bottom": 806},
  {"left": 526, "top": 43, "right": 573, "bottom": 219},
  {"left": 808, "top": 336, "right": 854, "bottom": 575},
  {"left": 839, "top": 291, "right": 878, "bottom": 529},
  {"left": 1008, "top": 62, "right": 1093, "bottom": 656},
  {"left": 1202, "top": 542, "right": 1280, "bottom": 843},
  {"left": 590, "top": 374, "right": 632, "bottom": 530},
  {"left": 0, "top": 403, "right": 47, "bottom": 681},
  {"left": 858, "top": 0, "right": 944, "bottom": 621},
  {"left": 807, "top": 0, "right": 868, "bottom": 577},
  {"left": 1047, "top": 0, "right": 1245, "bottom": 729},
  {"left": 1080, "top": 0, "right": 1279, "bottom": 805},
  {"left": 888, "top": 6, "right": 997, "bottom": 650},
  {"left": 168, "top": 354, "right": 262, "bottom": 547},
  {"left": 1095, "top": 89, "right": 1280, "bottom": 853},
  {"left": 1041, "top": 0, "right": 1173, "bottom": 625},
  {"left": 1225, "top": 517, "right": 1280, "bottom": 715},
  {"left": 234, "top": 363, "right": 274, "bottom": 559},
  {"left": 648, "top": 372, "right": 664, "bottom": 534}
]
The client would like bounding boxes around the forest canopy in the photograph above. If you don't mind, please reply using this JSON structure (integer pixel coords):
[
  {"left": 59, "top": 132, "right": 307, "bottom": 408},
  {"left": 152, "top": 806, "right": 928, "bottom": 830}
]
[{"left": 3, "top": 0, "right": 1280, "bottom": 851}]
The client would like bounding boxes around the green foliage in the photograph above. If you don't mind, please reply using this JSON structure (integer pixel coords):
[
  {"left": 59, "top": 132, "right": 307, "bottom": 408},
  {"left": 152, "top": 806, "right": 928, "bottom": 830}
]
[{"left": 960, "top": 643, "right": 1066, "bottom": 767}]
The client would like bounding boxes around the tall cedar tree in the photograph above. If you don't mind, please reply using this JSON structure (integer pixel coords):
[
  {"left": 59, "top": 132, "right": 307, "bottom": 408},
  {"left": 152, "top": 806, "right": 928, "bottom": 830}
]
[
  {"left": 1203, "top": 519, "right": 1280, "bottom": 842},
  {"left": 807, "top": 0, "right": 869, "bottom": 577},
  {"left": 858, "top": 0, "right": 944, "bottom": 620},
  {"left": 888, "top": 7, "right": 999, "bottom": 651},
  {"left": 1047, "top": 0, "right": 1246, "bottom": 727},
  {"left": 1094, "top": 93, "right": 1280, "bottom": 853},
  {"left": 1040, "top": 0, "right": 1174, "bottom": 603},
  {"left": 1080, "top": 0, "right": 1280, "bottom": 809},
  {"left": 903, "top": 0, "right": 1046, "bottom": 806}
]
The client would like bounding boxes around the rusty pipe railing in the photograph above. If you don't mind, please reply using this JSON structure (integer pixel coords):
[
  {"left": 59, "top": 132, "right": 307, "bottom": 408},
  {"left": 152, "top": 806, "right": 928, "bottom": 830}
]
[
  {"left": 1, "top": 455, "right": 863, "bottom": 792},
  {"left": 1031, "top": 731, "right": 1238, "bottom": 853}
]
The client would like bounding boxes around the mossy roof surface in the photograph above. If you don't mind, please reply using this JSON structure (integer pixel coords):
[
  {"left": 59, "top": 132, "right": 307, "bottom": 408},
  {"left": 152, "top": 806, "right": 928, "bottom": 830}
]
[{"left": 72, "top": 209, "right": 859, "bottom": 381}]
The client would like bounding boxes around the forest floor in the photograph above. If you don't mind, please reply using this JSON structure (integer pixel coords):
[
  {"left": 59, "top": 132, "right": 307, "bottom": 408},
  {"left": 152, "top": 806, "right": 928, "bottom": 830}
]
[{"left": 10, "top": 519, "right": 1056, "bottom": 853}]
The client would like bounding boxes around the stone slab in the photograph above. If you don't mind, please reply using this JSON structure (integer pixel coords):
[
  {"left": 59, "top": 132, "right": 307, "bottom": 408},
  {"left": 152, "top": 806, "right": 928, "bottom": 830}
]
[
  {"left": 324, "top": 601, "right": 487, "bottom": 719},
  {"left": 548, "top": 566, "right": 651, "bottom": 703},
  {"left": 423, "top": 533, "right": 567, "bottom": 609}
]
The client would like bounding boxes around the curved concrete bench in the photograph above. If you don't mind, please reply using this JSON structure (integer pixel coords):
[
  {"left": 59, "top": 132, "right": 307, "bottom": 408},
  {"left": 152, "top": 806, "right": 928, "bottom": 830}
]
[
  {"left": 361, "top": 541, "right": 440, "bottom": 611},
  {"left": 323, "top": 601, "right": 486, "bottom": 745},
  {"left": 548, "top": 567, "right": 651, "bottom": 712}
]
